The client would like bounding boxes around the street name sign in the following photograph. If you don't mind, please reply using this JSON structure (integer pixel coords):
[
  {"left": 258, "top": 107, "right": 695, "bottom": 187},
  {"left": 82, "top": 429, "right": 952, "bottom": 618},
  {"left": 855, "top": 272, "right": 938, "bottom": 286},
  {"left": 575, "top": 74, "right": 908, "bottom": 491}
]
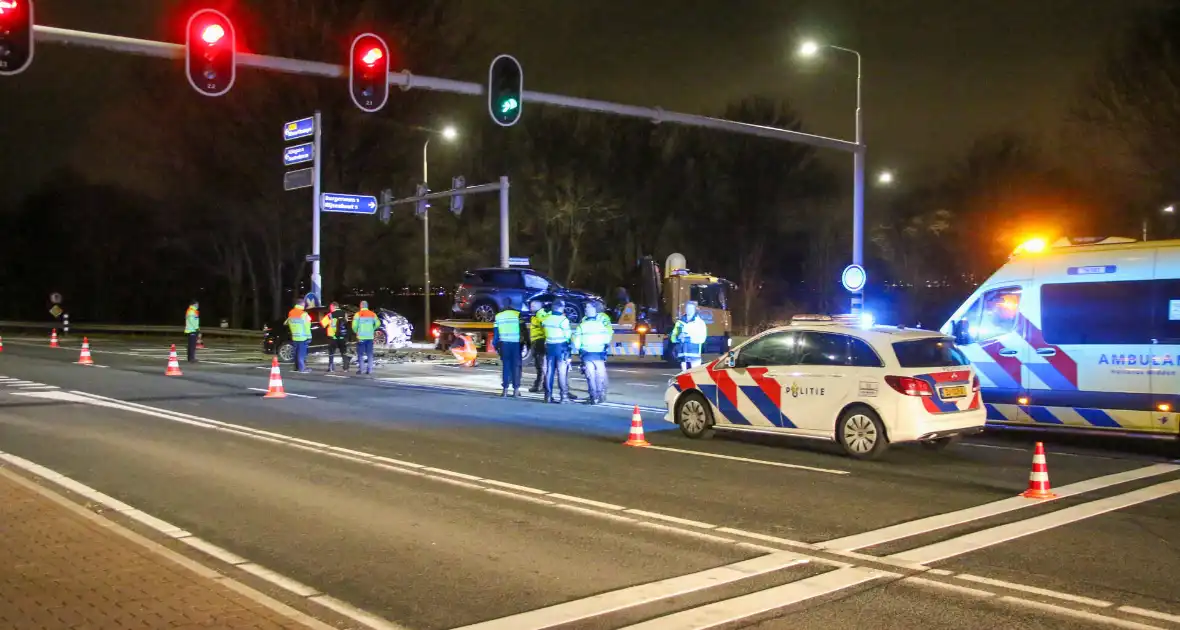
[
  {"left": 283, "top": 143, "right": 314, "bottom": 166},
  {"left": 321, "top": 193, "right": 378, "bottom": 214},
  {"left": 283, "top": 117, "right": 315, "bottom": 141}
]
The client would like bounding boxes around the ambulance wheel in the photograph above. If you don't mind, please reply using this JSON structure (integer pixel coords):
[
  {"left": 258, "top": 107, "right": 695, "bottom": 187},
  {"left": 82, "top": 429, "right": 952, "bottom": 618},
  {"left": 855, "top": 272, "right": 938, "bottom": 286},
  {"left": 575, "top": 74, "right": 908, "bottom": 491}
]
[
  {"left": 837, "top": 406, "right": 888, "bottom": 460},
  {"left": 676, "top": 392, "right": 714, "bottom": 439},
  {"left": 276, "top": 342, "right": 296, "bottom": 363}
]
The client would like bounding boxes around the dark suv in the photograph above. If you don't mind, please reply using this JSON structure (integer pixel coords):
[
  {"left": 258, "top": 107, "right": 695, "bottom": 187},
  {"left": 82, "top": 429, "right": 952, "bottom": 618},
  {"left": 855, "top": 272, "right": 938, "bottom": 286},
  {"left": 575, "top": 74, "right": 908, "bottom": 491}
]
[{"left": 452, "top": 267, "right": 600, "bottom": 322}]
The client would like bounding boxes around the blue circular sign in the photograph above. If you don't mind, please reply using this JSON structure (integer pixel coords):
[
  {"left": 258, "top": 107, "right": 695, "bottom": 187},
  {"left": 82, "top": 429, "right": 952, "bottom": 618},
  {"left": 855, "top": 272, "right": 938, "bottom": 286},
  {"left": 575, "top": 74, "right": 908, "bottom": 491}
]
[{"left": 842, "top": 264, "right": 867, "bottom": 293}]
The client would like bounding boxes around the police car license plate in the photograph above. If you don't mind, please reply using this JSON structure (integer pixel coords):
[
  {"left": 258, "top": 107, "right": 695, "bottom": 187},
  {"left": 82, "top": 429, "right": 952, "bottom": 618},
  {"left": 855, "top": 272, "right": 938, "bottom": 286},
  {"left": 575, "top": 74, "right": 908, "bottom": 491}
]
[{"left": 940, "top": 385, "right": 968, "bottom": 399}]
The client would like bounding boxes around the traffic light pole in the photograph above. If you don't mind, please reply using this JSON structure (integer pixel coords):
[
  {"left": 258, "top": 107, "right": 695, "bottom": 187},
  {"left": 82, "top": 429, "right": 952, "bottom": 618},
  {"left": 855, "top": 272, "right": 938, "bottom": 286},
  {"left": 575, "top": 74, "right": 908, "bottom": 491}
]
[
  {"left": 380, "top": 178, "right": 511, "bottom": 267},
  {"left": 311, "top": 110, "right": 323, "bottom": 305}
]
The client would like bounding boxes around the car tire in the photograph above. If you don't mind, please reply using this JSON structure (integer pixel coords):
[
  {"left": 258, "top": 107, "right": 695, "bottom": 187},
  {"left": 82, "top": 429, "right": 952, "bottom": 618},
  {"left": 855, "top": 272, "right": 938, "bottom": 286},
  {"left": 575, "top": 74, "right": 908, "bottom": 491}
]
[
  {"left": 472, "top": 301, "right": 497, "bottom": 322},
  {"left": 563, "top": 303, "right": 583, "bottom": 323},
  {"left": 921, "top": 436, "right": 958, "bottom": 451},
  {"left": 837, "top": 406, "right": 889, "bottom": 460},
  {"left": 276, "top": 342, "right": 296, "bottom": 364},
  {"left": 676, "top": 392, "right": 715, "bottom": 439}
]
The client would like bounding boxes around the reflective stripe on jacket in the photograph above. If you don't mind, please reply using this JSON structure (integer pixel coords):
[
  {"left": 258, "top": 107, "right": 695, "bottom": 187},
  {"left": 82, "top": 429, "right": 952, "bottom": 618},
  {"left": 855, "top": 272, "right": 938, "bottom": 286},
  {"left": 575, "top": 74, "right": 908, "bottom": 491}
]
[
  {"left": 541, "top": 313, "right": 571, "bottom": 343},
  {"left": 494, "top": 309, "right": 522, "bottom": 344},
  {"left": 352, "top": 308, "right": 379, "bottom": 341},
  {"left": 287, "top": 308, "right": 312, "bottom": 342},
  {"left": 184, "top": 306, "right": 199, "bottom": 334},
  {"left": 672, "top": 314, "right": 708, "bottom": 344},
  {"left": 573, "top": 317, "right": 612, "bottom": 354}
]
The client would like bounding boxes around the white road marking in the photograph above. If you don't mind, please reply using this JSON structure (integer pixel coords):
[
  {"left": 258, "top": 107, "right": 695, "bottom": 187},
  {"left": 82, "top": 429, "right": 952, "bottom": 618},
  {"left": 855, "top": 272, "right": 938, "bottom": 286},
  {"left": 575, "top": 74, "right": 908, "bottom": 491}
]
[
  {"left": 324, "top": 374, "right": 348, "bottom": 379},
  {"left": 0, "top": 452, "right": 393, "bottom": 630},
  {"left": 454, "top": 552, "right": 809, "bottom": 630},
  {"left": 624, "top": 509, "right": 714, "bottom": 529},
  {"left": 247, "top": 387, "right": 317, "bottom": 399},
  {"left": 904, "top": 576, "right": 995, "bottom": 599},
  {"left": 1120, "top": 606, "right": 1180, "bottom": 624},
  {"left": 12, "top": 383, "right": 55, "bottom": 388},
  {"left": 619, "top": 566, "right": 895, "bottom": 630},
  {"left": 645, "top": 445, "right": 850, "bottom": 475},
  {"left": 890, "top": 480, "right": 1180, "bottom": 564},
  {"left": 819, "top": 463, "right": 1180, "bottom": 551},
  {"left": 631, "top": 383, "right": 660, "bottom": 387},
  {"left": 960, "top": 442, "right": 1121, "bottom": 460},
  {"left": 955, "top": 574, "right": 1112, "bottom": 607},
  {"left": 999, "top": 597, "right": 1165, "bottom": 630}
]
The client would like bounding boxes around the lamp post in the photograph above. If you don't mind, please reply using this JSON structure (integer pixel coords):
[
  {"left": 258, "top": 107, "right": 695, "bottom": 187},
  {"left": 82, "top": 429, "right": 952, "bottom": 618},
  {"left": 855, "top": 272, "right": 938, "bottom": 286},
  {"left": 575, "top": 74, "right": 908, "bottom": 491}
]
[
  {"left": 1143, "top": 204, "right": 1175, "bottom": 241},
  {"left": 421, "top": 125, "right": 458, "bottom": 338},
  {"left": 876, "top": 170, "right": 894, "bottom": 186},
  {"left": 799, "top": 39, "right": 865, "bottom": 314}
]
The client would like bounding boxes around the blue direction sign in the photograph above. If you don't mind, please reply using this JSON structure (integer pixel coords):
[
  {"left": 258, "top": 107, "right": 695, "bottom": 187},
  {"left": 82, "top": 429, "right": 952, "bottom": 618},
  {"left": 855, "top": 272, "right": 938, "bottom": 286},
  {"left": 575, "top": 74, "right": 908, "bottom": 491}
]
[
  {"left": 283, "top": 117, "right": 315, "bottom": 141},
  {"left": 321, "top": 193, "right": 378, "bottom": 215},
  {"left": 283, "top": 143, "right": 314, "bottom": 166}
]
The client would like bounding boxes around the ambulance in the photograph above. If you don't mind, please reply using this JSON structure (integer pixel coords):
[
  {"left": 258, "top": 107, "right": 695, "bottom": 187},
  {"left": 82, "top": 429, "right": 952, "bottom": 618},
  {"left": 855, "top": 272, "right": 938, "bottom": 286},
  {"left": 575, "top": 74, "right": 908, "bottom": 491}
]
[{"left": 941, "top": 236, "right": 1180, "bottom": 440}]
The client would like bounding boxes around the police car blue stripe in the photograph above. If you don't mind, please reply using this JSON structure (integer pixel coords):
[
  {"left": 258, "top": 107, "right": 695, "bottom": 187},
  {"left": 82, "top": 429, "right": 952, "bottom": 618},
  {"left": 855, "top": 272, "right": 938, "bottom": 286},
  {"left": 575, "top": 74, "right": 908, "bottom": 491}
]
[
  {"left": 715, "top": 388, "right": 751, "bottom": 425},
  {"left": 1025, "top": 406, "right": 1064, "bottom": 424},
  {"left": 973, "top": 361, "right": 1021, "bottom": 389},
  {"left": 738, "top": 385, "right": 786, "bottom": 427},
  {"left": 985, "top": 403, "right": 1007, "bottom": 422},
  {"left": 1075, "top": 407, "right": 1122, "bottom": 428}
]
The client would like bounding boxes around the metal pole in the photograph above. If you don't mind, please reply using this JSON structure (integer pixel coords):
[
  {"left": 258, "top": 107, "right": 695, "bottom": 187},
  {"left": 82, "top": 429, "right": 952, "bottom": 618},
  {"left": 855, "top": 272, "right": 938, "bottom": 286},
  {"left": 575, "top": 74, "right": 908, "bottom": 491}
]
[
  {"left": 1143, "top": 218, "right": 1149, "bottom": 242},
  {"left": 422, "top": 139, "right": 431, "bottom": 338},
  {"left": 499, "top": 176, "right": 510, "bottom": 267},
  {"left": 831, "top": 45, "right": 866, "bottom": 316},
  {"left": 311, "top": 110, "right": 323, "bottom": 305}
]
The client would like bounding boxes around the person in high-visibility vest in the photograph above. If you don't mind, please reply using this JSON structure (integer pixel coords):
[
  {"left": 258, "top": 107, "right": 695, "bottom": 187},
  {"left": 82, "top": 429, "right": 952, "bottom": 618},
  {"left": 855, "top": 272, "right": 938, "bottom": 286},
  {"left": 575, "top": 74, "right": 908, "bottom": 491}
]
[
  {"left": 572, "top": 301, "right": 613, "bottom": 404},
  {"left": 542, "top": 299, "right": 573, "bottom": 403},
  {"left": 352, "top": 300, "right": 379, "bottom": 375},
  {"left": 671, "top": 300, "right": 709, "bottom": 370},
  {"left": 184, "top": 300, "right": 200, "bottom": 363},
  {"left": 286, "top": 300, "right": 312, "bottom": 372},
  {"left": 526, "top": 299, "right": 549, "bottom": 395},
  {"left": 493, "top": 307, "right": 526, "bottom": 397},
  {"left": 320, "top": 302, "right": 351, "bottom": 373}
]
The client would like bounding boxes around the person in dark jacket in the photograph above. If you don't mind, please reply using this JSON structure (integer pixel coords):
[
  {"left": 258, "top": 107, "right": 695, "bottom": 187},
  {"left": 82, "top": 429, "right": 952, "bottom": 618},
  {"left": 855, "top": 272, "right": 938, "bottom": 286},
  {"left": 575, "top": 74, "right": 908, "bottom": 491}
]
[{"left": 320, "top": 302, "right": 351, "bottom": 372}]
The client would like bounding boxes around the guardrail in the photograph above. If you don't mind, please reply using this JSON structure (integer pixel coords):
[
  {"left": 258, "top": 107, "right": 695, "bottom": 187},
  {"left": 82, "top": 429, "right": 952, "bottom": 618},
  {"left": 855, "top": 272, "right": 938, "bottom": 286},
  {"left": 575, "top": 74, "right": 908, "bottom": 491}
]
[{"left": 0, "top": 321, "right": 259, "bottom": 338}]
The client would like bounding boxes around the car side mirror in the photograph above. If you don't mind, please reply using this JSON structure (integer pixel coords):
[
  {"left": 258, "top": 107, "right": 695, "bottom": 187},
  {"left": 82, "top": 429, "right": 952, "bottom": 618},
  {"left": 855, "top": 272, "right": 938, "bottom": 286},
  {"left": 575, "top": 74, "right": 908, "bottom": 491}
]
[
  {"left": 952, "top": 319, "right": 971, "bottom": 345},
  {"left": 725, "top": 352, "right": 737, "bottom": 368}
]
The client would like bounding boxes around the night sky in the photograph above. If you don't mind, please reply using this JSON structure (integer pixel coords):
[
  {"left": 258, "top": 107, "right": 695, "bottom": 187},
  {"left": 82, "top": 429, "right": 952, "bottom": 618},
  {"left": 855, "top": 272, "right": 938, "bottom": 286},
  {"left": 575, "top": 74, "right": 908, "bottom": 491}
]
[{"left": 0, "top": 0, "right": 1166, "bottom": 209}]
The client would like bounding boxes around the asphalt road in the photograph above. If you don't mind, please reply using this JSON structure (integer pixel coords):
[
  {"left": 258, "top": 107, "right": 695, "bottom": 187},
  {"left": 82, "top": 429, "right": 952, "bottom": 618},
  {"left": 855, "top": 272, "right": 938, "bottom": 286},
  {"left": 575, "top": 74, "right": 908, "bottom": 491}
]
[{"left": 0, "top": 335, "right": 1177, "bottom": 630}]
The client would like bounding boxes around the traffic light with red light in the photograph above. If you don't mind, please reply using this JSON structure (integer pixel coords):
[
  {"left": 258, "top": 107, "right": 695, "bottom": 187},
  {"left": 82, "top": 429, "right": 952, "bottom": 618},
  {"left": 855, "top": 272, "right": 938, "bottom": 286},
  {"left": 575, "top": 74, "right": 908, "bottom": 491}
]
[
  {"left": 349, "top": 33, "right": 389, "bottom": 113},
  {"left": 185, "top": 9, "right": 235, "bottom": 97},
  {"left": 488, "top": 54, "right": 523, "bottom": 127},
  {"left": 0, "top": 0, "right": 34, "bottom": 77}
]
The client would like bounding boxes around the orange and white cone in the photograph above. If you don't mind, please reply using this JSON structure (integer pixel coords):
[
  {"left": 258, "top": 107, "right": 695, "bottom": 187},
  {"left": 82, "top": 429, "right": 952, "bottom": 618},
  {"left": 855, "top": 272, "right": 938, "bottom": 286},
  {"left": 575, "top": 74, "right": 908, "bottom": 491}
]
[
  {"left": 50, "top": 329, "right": 59, "bottom": 348},
  {"left": 196, "top": 333, "right": 205, "bottom": 349},
  {"left": 624, "top": 406, "right": 651, "bottom": 447},
  {"left": 1021, "top": 442, "right": 1056, "bottom": 499},
  {"left": 77, "top": 338, "right": 94, "bottom": 365},
  {"left": 165, "top": 344, "right": 183, "bottom": 376},
  {"left": 0, "top": 335, "right": 4, "bottom": 353},
  {"left": 264, "top": 357, "right": 287, "bottom": 398}
]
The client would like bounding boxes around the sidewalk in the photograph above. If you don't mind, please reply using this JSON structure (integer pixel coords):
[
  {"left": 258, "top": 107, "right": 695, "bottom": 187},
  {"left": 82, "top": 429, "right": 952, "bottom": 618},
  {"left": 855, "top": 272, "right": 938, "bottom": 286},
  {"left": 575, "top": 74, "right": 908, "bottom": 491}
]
[{"left": 0, "top": 467, "right": 321, "bottom": 630}]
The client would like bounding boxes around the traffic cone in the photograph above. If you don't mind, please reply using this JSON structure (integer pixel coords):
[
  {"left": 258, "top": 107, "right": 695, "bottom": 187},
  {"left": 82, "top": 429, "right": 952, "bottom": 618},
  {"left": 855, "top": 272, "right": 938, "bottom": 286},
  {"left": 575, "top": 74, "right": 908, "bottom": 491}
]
[
  {"left": 624, "top": 406, "right": 651, "bottom": 447},
  {"left": 0, "top": 336, "right": 4, "bottom": 353},
  {"left": 1021, "top": 442, "right": 1057, "bottom": 499},
  {"left": 165, "top": 345, "right": 183, "bottom": 376},
  {"left": 263, "top": 357, "right": 287, "bottom": 398},
  {"left": 196, "top": 333, "right": 205, "bottom": 349},
  {"left": 50, "top": 329, "right": 59, "bottom": 348},
  {"left": 77, "top": 338, "right": 94, "bottom": 365}
]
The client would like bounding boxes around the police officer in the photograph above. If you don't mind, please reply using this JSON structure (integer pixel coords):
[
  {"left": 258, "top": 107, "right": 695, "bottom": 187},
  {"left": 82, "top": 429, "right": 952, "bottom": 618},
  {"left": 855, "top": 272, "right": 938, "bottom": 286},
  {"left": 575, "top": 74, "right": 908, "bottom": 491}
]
[
  {"left": 184, "top": 299, "right": 200, "bottom": 363},
  {"left": 493, "top": 306, "right": 525, "bottom": 397},
  {"left": 527, "top": 299, "right": 549, "bottom": 395},
  {"left": 573, "top": 301, "right": 613, "bottom": 404},
  {"left": 671, "top": 300, "right": 709, "bottom": 370},
  {"left": 352, "top": 301, "right": 379, "bottom": 375},
  {"left": 542, "top": 299, "right": 573, "bottom": 403},
  {"left": 320, "top": 302, "right": 351, "bottom": 373},
  {"left": 286, "top": 299, "right": 312, "bottom": 373}
]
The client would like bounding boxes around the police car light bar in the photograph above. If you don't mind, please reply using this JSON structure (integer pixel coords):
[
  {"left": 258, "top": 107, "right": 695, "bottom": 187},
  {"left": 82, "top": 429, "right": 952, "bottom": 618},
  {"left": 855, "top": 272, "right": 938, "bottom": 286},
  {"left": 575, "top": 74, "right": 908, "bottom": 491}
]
[{"left": 790, "top": 314, "right": 834, "bottom": 323}]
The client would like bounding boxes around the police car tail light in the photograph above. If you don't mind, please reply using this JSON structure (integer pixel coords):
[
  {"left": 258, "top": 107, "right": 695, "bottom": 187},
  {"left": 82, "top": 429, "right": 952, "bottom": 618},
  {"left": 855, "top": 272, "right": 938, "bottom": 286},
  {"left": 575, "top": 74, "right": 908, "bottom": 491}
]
[
  {"left": 885, "top": 376, "right": 933, "bottom": 397},
  {"left": 972, "top": 374, "right": 980, "bottom": 393}
]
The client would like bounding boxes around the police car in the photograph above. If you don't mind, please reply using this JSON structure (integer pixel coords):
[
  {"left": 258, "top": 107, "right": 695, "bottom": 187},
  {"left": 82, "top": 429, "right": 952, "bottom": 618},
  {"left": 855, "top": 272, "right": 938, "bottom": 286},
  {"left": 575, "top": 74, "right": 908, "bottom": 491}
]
[{"left": 665, "top": 315, "right": 986, "bottom": 459}]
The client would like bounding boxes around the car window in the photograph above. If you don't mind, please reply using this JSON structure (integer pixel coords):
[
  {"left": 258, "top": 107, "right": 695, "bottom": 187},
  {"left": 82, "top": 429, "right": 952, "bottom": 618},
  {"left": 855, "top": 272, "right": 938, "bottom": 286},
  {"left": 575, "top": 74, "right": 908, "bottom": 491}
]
[
  {"left": 735, "top": 332, "right": 797, "bottom": 367},
  {"left": 480, "top": 270, "right": 523, "bottom": 288},
  {"left": 977, "top": 286, "right": 1021, "bottom": 341},
  {"left": 523, "top": 272, "right": 550, "bottom": 291},
  {"left": 893, "top": 338, "right": 970, "bottom": 367},
  {"left": 849, "top": 337, "right": 884, "bottom": 368},
  {"left": 796, "top": 332, "right": 851, "bottom": 367}
]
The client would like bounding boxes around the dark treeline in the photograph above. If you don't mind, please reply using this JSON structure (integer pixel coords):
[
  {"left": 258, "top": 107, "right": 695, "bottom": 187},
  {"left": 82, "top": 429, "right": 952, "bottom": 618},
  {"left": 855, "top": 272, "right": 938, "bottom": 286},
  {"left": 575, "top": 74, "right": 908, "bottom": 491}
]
[{"left": 1, "top": 0, "right": 1177, "bottom": 331}]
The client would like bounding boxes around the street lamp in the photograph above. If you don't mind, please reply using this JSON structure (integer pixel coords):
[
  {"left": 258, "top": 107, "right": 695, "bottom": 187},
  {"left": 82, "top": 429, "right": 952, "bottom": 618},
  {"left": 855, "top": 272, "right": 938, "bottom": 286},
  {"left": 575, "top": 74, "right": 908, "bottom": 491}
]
[
  {"left": 798, "top": 38, "right": 866, "bottom": 314},
  {"left": 1143, "top": 204, "right": 1175, "bottom": 241},
  {"left": 877, "top": 170, "right": 894, "bottom": 185},
  {"left": 421, "top": 125, "right": 459, "bottom": 338}
]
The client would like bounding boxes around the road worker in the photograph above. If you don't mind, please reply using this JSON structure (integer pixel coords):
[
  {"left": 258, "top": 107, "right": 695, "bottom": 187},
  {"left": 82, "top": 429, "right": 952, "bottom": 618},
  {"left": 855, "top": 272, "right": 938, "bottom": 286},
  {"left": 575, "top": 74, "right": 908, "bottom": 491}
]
[
  {"left": 493, "top": 306, "right": 526, "bottom": 397},
  {"left": 184, "top": 299, "right": 200, "bottom": 363},
  {"left": 321, "top": 302, "right": 351, "bottom": 373},
  {"left": 541, "top": 299, "right": 572, "bottom": 403},
  {"left": 573, "top": 301, "right": 613, "bottom": 404},
  {"left": 286, "top": 300, "right": 312, "bottom": 373},
  {"left": 352, "top": 301, "right": 379, "bottom": 375},
  {"left": 527, "top": 299, "right": 549, "bottom": 395},
  {"left": 671, "top": 300, "right": 708, "bottom": 370}
]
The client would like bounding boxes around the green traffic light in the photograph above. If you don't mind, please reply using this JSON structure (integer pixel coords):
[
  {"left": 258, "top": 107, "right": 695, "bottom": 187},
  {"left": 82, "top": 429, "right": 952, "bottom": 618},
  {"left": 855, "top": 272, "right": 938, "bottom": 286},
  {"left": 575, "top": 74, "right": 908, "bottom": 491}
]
[{"left": 500, "top": 98, "right": 519, "bottom": 115}]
